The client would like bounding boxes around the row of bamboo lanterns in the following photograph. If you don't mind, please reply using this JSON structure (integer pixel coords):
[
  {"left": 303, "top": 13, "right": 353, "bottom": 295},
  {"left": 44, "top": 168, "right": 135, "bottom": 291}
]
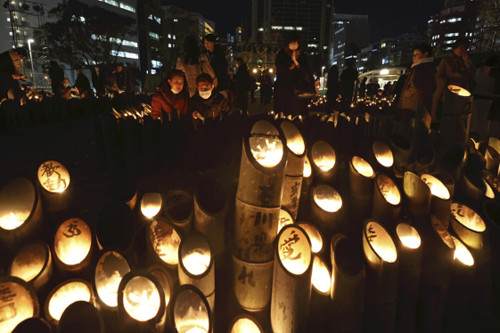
[{"left": 1, "top": 96, "right": 500, "bottom": 332}]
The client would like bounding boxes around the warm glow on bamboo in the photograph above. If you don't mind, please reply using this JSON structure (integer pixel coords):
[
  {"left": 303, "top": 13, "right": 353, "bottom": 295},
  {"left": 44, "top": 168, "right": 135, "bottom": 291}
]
[
  {"left": 0, "top": 178, "right": 35, "bottom": 231},
  {"left": 278, "top": 226, "right": 311, "bottom": 275},
  {"left": 396, "top": 223, "right": 421, "bottom": 249},
  {"left": 182, "top": 250, "right": 211, "bottom": 276},
  {"left": 54, "top": 218, "right": 92, "bottom": 266},
  {"left": 311, "top": 256, "right": 331, "bottom": 294},
  {"left": 150, "top": 220, "right": 181, "bottom": 266},
  {"left": 9, "top": 242, "right": 47, "bottom": 283},
  {"left": 365, "top": 221, "right": 397, "bottom": 263},
  {"left": 123, "top": 276, "right": 161, "bottom": 322},
  {"left": 372, "top": 141, "right": 394, "bottom": 168},
  {"left": 0, "top": 212, "right": 30, "bottom": 230},
  {"left": 421, "top": 174, "right": 450, "bottom": 200},
  {"left": 298, "top": 223, "right": 323, "bottom": 253},
  {"left": 451, "top": 236, "right": 474, "bottom": 266},
  {"left": 95, "top": 251, "right": 130, "bottom": 307},
  {"left": 484, "top": 180, "right": 495, "bottom": 199},
  {"left": 278, "top": 209, "right": 294, "bottom": 234},
  {"left": 280, "top": 121, "right": 305, "bottom": 155},
  {"left": 173, "top": 288, "right": 210, "bottom": 333},
  {"left": 311, "top": 141, "right": 336, "bottom": 171},
  {"left": 231, "top": 317, "right": 262, "bottom": 333},
  {"left": 141, "top": 193, "right": 162, "bottom": 219},
  {"left": 377, "top": 174, "right": 401, "bottom": 205},
  {"left": 0, "top": 280, "right": 36, "bottom": 332},
  {"left": 448, "top": 85, "right": 471, "bottom": 97},
  {"left": 450, "top": 203, "right": 486, "bottom": 232},
  {"left": 48, "top": 281, "right": 92, "bottom": 321},
  {"left": 249, "top": 121, "right": 284, "bottom": 168},
  {"left": 352, "top": 156, "right": 374, "bottom": 177},
  {"left": 303, "top": 156, "right": 312, "bottom": 178},
  {"left": 313, "top": 185, "right": 342, "bottom": 213},
  {"left": 37, "top": 160, "right": 70, "bottom": 193}
]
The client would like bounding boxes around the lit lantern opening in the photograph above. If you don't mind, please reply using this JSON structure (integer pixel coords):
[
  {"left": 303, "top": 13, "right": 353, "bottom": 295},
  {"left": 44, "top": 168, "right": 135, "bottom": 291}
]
[
  {"left": 484, "top": 179, "right": 495, "bottom": 199},
  {"left": 396, "top": 223, "right": 421, "bottom": 249},
  {"left": 141, "top": 193, "right": 162, "bottom": 219},
  {"left": 298, "top": 223, "right": 323, "bottom": 254},
  {"left": 364, "top": 221, "right": 397, "bottom": 263},
  {"left": 352, "top": 156, "right": 374, "bottom": 178},
  {"left": 249, "top": 120, "right": 284, "bottom": 168},
  {"left": 448, "top": 85, "right": 471, "bottom": 97},
  {"left": 37, "top": 160, "right": 70, "bottom": 193},
  {"left": 149, "top": 220, "right": 181, "bottom": 266},
  {"left": 278, "top": 209, "right": 294, "bottom": 234},
  {"left": 313, "top": 184, "right": 342, "bottom": 213},
  {"left": 122, "top": 276, "right": 161, "bottom": 322},
  {"left": 149, "top": 267, "right": 172, "bottom": 310},
  {"left": 311, "top": 256, "right": 331, "bottom": 294},
  {"left": 303, "top": 156, "right": 312, "bottom": 178},
  {"left": 0, "top": 278, "right": 37, "bottom": 333},
  {"left": 451, "top": 236, "right": 474, "bottom": 266},
  {"left": 0, "top": 178, "right": 35, "bottom": 231},
  {"left": 280, "top": 121, "right": 305, "bottom": 156},
  {"left": 278, "top": 226, "right": 312, "bottom": 275},
  {"left": 311, "top": 141, "right": 336, "bottom": 172},
  {"left": 95, "top": 251, "right": 130, "bottom": 308},
  {"left": 421, "top": 174, "right": 450, "bottom": 200},
  {"left": 180, "top": 235, "right": 211, "bottom": 276},
  {"left": 173, "top": 286, "right": 210, "bottom": 333},
  {"left": 231, "top": 316, "right": 262, "bottom": 333},
  {"left": 450, "top": 203, "right": 486, "bottom": 232},
  {"left": 47, "top": 280, "right": 92, "bottom": 322},
  {"left": 431, "top": 216, "right": 455, "bottom": 249},
  {"left": 372, "top": 141, "right": 394, "bottom": 168},
  {"left": 377, "top": 174, "right": 401, "bottom": 205},
  {"left": 9, "top": 242, "right": 50, "bottom": 284},
  {"left": 54, "top": 218, "right": 92, "bottom": 266}
]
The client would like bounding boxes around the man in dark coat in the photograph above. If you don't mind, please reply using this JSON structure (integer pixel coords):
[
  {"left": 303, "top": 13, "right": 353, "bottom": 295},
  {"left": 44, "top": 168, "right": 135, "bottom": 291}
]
[
  {"left": 398, "top": 43, "right": 436, "bottom": 128},
  {"left": 190, "top": 73, "right": 230, "bottom": 121},
  {"left": 202, "top": 34, "right": 230, "bottom": 92},
  {"left": 0, "top": 47, "right": 27, "bottom": 100},
  {"left": 340, "top": 59, "right": 358, "bottom": 109}
]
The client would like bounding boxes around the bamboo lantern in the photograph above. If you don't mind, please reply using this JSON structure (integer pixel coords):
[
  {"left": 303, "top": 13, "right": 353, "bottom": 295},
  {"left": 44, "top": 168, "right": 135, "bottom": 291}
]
[
  {"left": 298, "top": 156, "right": 313, "bottom": 220},
  {"left": 277, "top": 208, "right": 294, "bottom": 234},
  {"left": 194, "top": 177, "right": 226, "bottom": 257},
  {"left": 404, "top": 171, "right": 431, "bottom": 218},
  {"left": 230, "top": 314, "right": 264, "bottom": 333},
  {"left": 164, "top": 189, "right": 194, "bottom": 235},
  {"left": 96, "top": 201, "right": 136, "bottom": 253},
  {"left": 178, "top": 233, "right": 215, "bottom": 311},
  {"left": 329, "top": 233, "right": 365, "bottom": 333},
  {"left": 394, "top": 223, "right": 422, "bottom": 333},
  {"left": 12, "top": 317, "right": 51, "bottom": 333},
  {"left": 236, "top": 119, "right": 286, "bottom": 208},
  {"left": 418, "top": 215, "right": 455, "bottom": 333},
  {"left": 53, "top": 218, "right": 93, "bottom": 273},
  {"left": 485, "top": 146, "right": 500, "bottom": 173},
  {"left": 148, "top": 265, "right": 174, "bottom": 320},
  {"left": 371, "top": 140, "right": 394, "bottom": 171},
  {"left": 45, "top": 279, "right": 93, "bottom": 324},
  {"left": 171, "top": 285, "right": 211, "bottom": 333},
  {"left": 310, "top": 140, "right": 336, "bottom": 183},
  {"left": 280, "top": 120, "right": 306, "bottom": 219},
  {"left": 489, "top": 136, "right": 500, "bottom": 155},
  {"left": 362, "top": 219, "right": 399, "bottom": 333},
  {"left": 141, "top": 192, "right": 163, "bottom": 219},
  {"left": 310, "top": 184, "right": 344, "bottom": 238},
  {"left": 450, "top": 203, "right": 486, "bottom": 250},
  {"left": 309, "top": 255, "right": 332, "bottom": 325},
  {"left": 458, "top": 167, "right": 486, "bottom": 206},
  {"left": 421, "top": 174, "right": 452, "bottom": 226},
  {"left": 37, "top": 160, "right": 70, "bottom": 213},
  {"left": 0, "top": 177, "right": 43, "bottom": 251},
  {"left": 297, "top": 222, "right": 324, "bottom": 255},
  {"left": 9, "top": 241, "right": 52, "bottom": 291},
  {"left": 58, "top": 301, "right": 104, "bottom": 333},
  {"left": 389, "top": 133, "right": 411, "bottom": 176},
  {"left": 372, "top": 174, "right": 402, "bottom": 225},
  {"left": 0, "top": 276, "right": 39, "bottom": 333},
  {"left": 147, "top": 218, "right": 182, "bottom": 269},
  {"left": 94, "top": 250, "right": 131, "bottom": 309},
  {"left": 349, "top": 156, "right": 375, "bottom": 231},
  {"left": 117, "top": 271, "right": 166, "bottom": 331},
  {"left": 270, "top": 224, "right": 313, "bottom": 333},
  {"left": 483, "top": 178, "right": 495, "bottom": 200}
]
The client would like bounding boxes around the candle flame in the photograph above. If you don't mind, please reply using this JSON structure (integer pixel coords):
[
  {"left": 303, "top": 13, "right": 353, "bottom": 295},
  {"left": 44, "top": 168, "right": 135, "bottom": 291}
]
[
  {"left": 313, "top": 185, "right": 342, "bottom": 213},
  {"left": 451, "top": 236, "right": 474, "bottom": 266},
  {"left": 0, "top": 212, "right": 28, "bottom": 230},
  {"left": 373, "top": 141, "right": 394, "bottom": 167},
  {"left": 141, "top": 193, "right": 162, "bottom": 219},
  {"left": 123, "top": 276, "right": 161, "bottom": 322},
  {"left": 249, "top": 136, "right": 284, "bottom": 168},
  {"left": 303, "top": 156, "right": 312, "bottom": 178},
  {"left": 352, "top": 156, "right": 374, "bottom": 178},
  {"left": 311, "top": 141, "right": 336, "bottom": 172},
  {"left": 183, "top": 250, "right": 210, "bottom": 276},
  {"left": 396, "top": 223, "right": 421, "bottom": 249},
  {"left": 421, "top": 174, "right": 450, "bottom": 200},
  {"left": 311, "top": 256, "right": 331, "bottom": 294}
]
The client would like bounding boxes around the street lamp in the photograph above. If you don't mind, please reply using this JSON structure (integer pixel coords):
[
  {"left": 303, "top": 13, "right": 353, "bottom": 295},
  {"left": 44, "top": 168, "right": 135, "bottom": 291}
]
[{"left": 27, "top": 39, "right": 35, "bottom": 88}]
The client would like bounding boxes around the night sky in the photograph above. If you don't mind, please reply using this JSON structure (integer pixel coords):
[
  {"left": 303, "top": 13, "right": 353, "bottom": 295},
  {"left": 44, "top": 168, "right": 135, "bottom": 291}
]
[{"left": 162, "top": 0, "right": 444, "bottom": 41}]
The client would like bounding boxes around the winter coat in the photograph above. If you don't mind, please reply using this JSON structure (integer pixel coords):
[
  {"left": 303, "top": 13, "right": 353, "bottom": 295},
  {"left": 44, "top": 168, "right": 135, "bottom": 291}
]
[
  {"left": 204, "top": 45, "right": 230, "bottom": 91},
  {"left": 189, "top": 91, "right": 230, "bottom": 120},
  {"left": 398, "top": 57, "right": 436, "bottom": 113},
  {"left": 151, "top": 80, "right": 190, "bottom": 122},
  {"left": 176, "top": 54, "right": 217, "bottom": 97}
]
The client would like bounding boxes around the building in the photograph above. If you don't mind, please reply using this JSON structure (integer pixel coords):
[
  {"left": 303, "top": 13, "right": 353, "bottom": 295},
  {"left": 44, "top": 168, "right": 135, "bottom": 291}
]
[{"left": 329, "top": 13, "right": 369, "bottom": 70}]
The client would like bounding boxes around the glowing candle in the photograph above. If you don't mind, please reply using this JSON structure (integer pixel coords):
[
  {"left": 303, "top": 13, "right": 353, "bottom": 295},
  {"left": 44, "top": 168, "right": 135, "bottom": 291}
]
[
  {"left": 311, "top": 256, "right": 331, "bottom": 294},
  {"left": 364, "top": 221, "right": 397, "bottom": 263},
  {"left": 372, "top": 141, "right": 394, "bottom": 168},
  {"left": 278, "top": 226, "right": 312, "bottom": 275},
  {"left": 54, "top": 218, "right": 92, "bottom": 266},
  {"left": 451, "top": 236, "right": 474, "bottom": 266},
  {"left": 298, "top": 223, "right": 323, "bottom": 254},
  {"left": 450, "top": 203, "right": 486, "bottom": 233},
  {"left": 231, "top": 316, "right": 263, "bottom": 333},
  {"left": 396, "top": 223, "right": 421, "bottom": 249},
  {"left": 141, "top": 192, "right": 162, "bottom": 219},
  {"left": 303, "top": 156, "right": 312, "bottom": 178},
  {"left": 122, "top": 276, "right": 161, "bottom": 322},
  {"left": 0, "top": 279, "right": 36, "bottom": 333},
  {"left": 37, "top": 160, "right": 70, "bottom": 193},
  {"left": 311, "top": 141, "right": 336, "bottom": 172},
  {"left": 9, "top": 242, "right": 50, "bottom": 284},
  {"left": 448, "top": 85, "right": 471, "bottom": 97},
  {"left": 95, "top": 251, "right": 130, "bottom": 308},
  {"left": 280, "top": 121, "right": 305, "bottom": 155},
  {"left": 313, "top": 185, "right": 342, "bottom": 213},
  {"left": 182, "top": 250, "right": 210, "bottom": 276},
  {"left": 0, "top": 178, "right": 35, "bottom": 231},
  {"left": 173, "top": 286, "right": 211, "bottom": 333},
  {"left": 149, "top": 220, "right": 181, "bottom": 267},
  {"left": 421, "top": 174, "right": 450, "bottom": 200},
  {"left": 352, "top": 156, "right": 374, "bottom": 178},
  {"left": 47, "top": 280, "right": 92, "bottom": 322},
  {"left": 377, "top": 174, "right": 401, "bottom": 205},
  {"left": 249, "top": 121, "right": 284, "bottom": 168}
]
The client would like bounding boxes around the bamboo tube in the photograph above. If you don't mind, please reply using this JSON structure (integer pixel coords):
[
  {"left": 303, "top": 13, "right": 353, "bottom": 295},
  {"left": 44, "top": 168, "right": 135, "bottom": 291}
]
[
  {"left": 0, "top": 276, "right": 40, "bottom": 333},
  {"left": 270, "top": 224, "right": 313, "bottom": 333},
  {"left": 403, "top": 171, "right": 431, "bottom": 218},
  {"left": 12, "top": 317, "right": 51, "bottom": 333},
  {"left": 450, "top": 203, "right": 486, "bottom": 250},
  {"left": 310, "top": 184, "right": 345, "bottom": 239},
  {"left": 148, "top": 265, "right": 176, "bottom": 330},
  {"left": 372, "top": 174, "right": 402, "bottom": 226},
  {"left": 277, "top": 208, "right": 294, "bottom": 234},
  {"left": 421, "top": 173, "right": 452, "bottom": 227},
  {"left": 483, "top": 200, "right": 500, "bottom": 311},
  {"left": 146, "top": 218, "right": 182, "bottom": 270},
  {"left": 485, "top": 146, "right": 500, "bottom": 173},
  {"left": 36, "top": 160, "right": 71, "bottom": 213},
  {"left": 164, "top": 189, "right": 194, "bottom": 235},
  {"left": 170, "top": 285, "right": 212, "bottom": 333},
  {"left": 298, "top": 222, "right": 324, "bottom": 255},
  {"left": 229, "top": 314, "right": 264, "bottom": 333},
  {"left": 310, "top": 140, "right": 337, "bottom": 184},
  {"left": 390, "top": 133, "right": 411, "bottom": 176},
  {"left": 9, "top": 241, "right": 53, "bottom": 291},
  {"left": 329, "top": 233, "right": 365, "bottom": 333},
  {"left": 58, "top": 301, "right": 104, "bottom": 333},
  {"left": 93, "top": 250, "right": 131, "bottom": 310},
  {"left": 309, "top": 255, "right": 333, "bottom": 326},
  {"left": 349, "top": 156, "right": 375, "bottom": 233},
  {"left": 362, "top": 219, "right": 399, "bottom": 333},
  {"left": 140, "top": 192, "right": 163, "bottom": 220}
]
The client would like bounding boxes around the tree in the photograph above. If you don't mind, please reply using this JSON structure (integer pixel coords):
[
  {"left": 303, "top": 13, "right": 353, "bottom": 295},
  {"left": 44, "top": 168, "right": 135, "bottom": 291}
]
[
  {"left": 38, "top": 0, "right": 134, "bottom": 67},
  {"left": 477, "top": 0, "right": 500, "bottom": 52}
]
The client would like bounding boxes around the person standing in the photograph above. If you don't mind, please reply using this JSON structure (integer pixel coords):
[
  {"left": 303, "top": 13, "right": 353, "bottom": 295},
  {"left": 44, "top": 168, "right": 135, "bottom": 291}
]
[
  {"left": 471, "top": 55, "right": 498, "bottom": 140},
  {"left": 398, "top": 43, "right": 436, "bottom": 128},
  {"left": 326, "top": 65, "right": 339, "bottom": 111},
  {"left": 0, "top": 47, "right": 27, "bottom": 101},
  {"left": 202, "top": 34, "right": 230, "bottom": 92},
  {"left": 259, "top": 69, "right": 273, "bottom": 105},
  {"left": 151, "top": 69, "right": 189, "bottom": 122},
  {"left": 234, "top": 57, "right": 251, "bottom": 112},
  {"left": 340, "top": 59, "right": 358, "bottom": 109}
]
